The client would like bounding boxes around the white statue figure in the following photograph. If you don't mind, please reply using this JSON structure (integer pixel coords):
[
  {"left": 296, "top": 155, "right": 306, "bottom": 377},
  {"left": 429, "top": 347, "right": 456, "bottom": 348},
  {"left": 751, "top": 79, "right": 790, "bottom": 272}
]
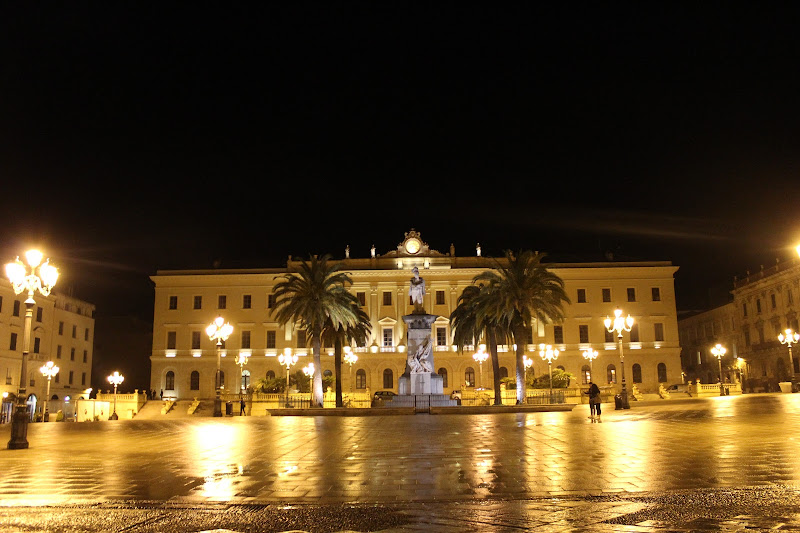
[
  {"left": 409, "top": 266, "right": 425, "bottom": 309},
  {"left": 408, "top": 337, "right": 433, "bottom": 373}
]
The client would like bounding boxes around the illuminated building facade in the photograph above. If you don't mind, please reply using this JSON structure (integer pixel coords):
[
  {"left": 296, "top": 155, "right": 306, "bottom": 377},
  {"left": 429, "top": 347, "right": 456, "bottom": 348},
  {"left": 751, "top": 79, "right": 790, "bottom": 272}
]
[
  {"left": 677, "top": 303, "right": 739, "bottom": 384},
  {"left": 0, "top": 281, "right": 95, "bottom": 420},
  {"left": 149, "top": 231, "right": 682, "bottom": 402}
]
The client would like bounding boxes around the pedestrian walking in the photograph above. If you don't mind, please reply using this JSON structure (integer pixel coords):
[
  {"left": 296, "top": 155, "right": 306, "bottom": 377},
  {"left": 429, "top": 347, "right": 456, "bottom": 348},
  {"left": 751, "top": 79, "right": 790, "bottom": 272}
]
[
  {"left": 160, "top": 389, "right": 163, "bottom": 400},
  {"left": 239, "top": 398, "right": 246, "bottom": 416}
]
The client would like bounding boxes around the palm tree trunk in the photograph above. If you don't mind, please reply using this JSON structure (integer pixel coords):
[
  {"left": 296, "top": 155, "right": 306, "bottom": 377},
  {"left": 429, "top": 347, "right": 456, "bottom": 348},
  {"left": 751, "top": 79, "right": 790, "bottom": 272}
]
[
  {"left": 334, "top": 338, "right": 343, "bottom": 407},
  {"left": 312, "top": 330, "right": 324, "bottom": 407},
  {"left": 487, "top": 327, "right": 502, "bottom": 405},
  {"left": 514, "top": 324, "right": 527, "bottom": 404}
]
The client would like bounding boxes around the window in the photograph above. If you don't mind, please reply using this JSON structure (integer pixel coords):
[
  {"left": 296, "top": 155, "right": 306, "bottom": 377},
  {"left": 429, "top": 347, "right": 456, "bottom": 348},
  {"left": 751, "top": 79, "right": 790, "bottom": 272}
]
[
  {"left": 602, "top": 288, "right": 611, "bottom": 303},
  {"left": 72, "top": 325, "right": 77, "bottom": 338},
  {"left": 68, "top": 371, "right": 73, "bottom": 385},
  {"left": 553, "top": 325, "right": 564, "bottom": 344},
  {"left": 32, "top": 337, "right": 40, "bottom": 353},
  {"left": 357, "top": 292, "right": 366, "bottom": 306},
  {"left": 629, "top": 324, "right": 640, "bottom": 342},
  {"left": 651, "top": 287, "right": 661, "bottom": 301},
  {"left": 9, "top": 333, "right": 17, "bottom": 351},
  {"left": 190, "top": 371, "right": 200, "bottom": 390},
  {"left": 605, "top": 329, "right": 615, "bottom": 343},
  {"left": 165, "top": 371, "right": 175, "bottom": 390},
  {"left": 56, "top": 345, "right": 61, "bottom": 359},
  {"left": 355, "top": 369, "right": 366, "bottom": 389},
  {"left": 742, "top": 302, "right": 748, "bottom": 317},
  {"left": 55, "top": 373, "right": 59, "bottom": 384},
  {"left": 0, "top": 295, "right": 2, "bottom": 312},
  {"left": 167, "top": 331, "right": 177, "bottom": 350},
  {"left": 632, "top": 364, "right": 642, "bottom": 383},
  {"left": 756, "top": 299, "right": 762, "bottom": 314},
  {"left": 436, "top": 327, "right": 448, "bottom": 346},
  {"left": 266, "top": 370, "right": 276, "bottom": 380},
  {"left": 771, "top": 294, "right": 777, "bottom": 310},
  {"left": 627, "top": 288, "right": 636, "bottom": 302},
  {"left": 744, "top": 329, "right": 751, "bottom": 346},
  {"left": 266, "top": 331, "right": 276, "bottom": 349},
  {"left": 243, "top": 294, "right": 252, "bottom": 309},
  {"left": 241, "top": 370, "right": 251, "bottom": 390},
  {"left": 383, "top": 369, "right": 393, "bottom": 389},
  {"left": 85, "top": 328, "right": 90, "bottom": 341},
  {"left": 70, "top": 347, "right": 75, "bottom": 360},
  {"left": 654, "top": 323, "right": 665, "bottom": 342},
  {"left": 382, "top": 328, "right": 393, "bottom": 347},
  {"left": 192, "top": 331, "right": 201, "bottom": 350},
  {"left": 578, "top": 325, "right": 589, "bottom": 343},
  {"left": 81, "top": 372, "right": 86, "bottom": 386},
  {"left": 36, "top": 307, "right": 43, "bottom": 322},
  {"left": 499, "top": 367, "right": 509, "bottom": 379},
  {"left": 169, "top": 296, "right": 178, "bottom": 310},
  {"left": 465, "top": 367, "right": 475, "bottom": 387},
  {"left": 83, "top": 350, "right": 87, "bottom": 363},
  {"left": 436, "top": 291, "right": 446, "bottom": 305},
  {"left": 438, "top": 368, "right": 448, "bottom": 388},
  {"left": 789, "top": 289, "right": 795, "bottom": 305},
  {"left": 13, "top": 300, "right": 20, "bottom": 317},
  {"left": 657, "top": 363, "right": 667, "bottom": 383},
  {"left": 267, "top": 294, "right": 276, "bottom": 309},
  {"left": 58, "top": 321, "right": 64, "bottom": 335},
  {"left": 241, "top": 330, "right": 251, "bottom": 349},
  {"left": 607, "top": 365, "right": 617, "bottom": 384},
  {"left": 218, "top": 295, "right": 227, "bottom": 309},
  {"left": 382, "top": 292, "right": 392, "bottom": 306},
  {"left": 577, "top": 288, "right": 586, "bottom": 303},
  {"left": 297, "top": 330, "right": 307, "bottom": 348},
  {"left": 581, "top": 365, "right": 591, "bottom": 384}
]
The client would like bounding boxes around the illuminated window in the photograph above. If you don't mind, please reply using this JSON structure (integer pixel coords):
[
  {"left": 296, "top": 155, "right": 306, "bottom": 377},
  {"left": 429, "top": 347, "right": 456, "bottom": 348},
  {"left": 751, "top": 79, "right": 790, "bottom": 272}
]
[
  {"left": 241, "top": 370, "right": 251, "bottom": 390},
  {"left": 632, "top": 364, "right": 642, "bottom": 383},
  {"left": 355, "top": 369, "right": 366, "bottom": 389},
  {"left": 465, "top": 367, "right": 475, "bottom": 387},
  {"left": 383, "top": 369, "right": 393, "bottom": 389},
  {"left": 190, "top": 371, "right": 200, "bottom": 390},
  {"left": 382, "top": 328, "right": 393, "bottom": 347},
  {"left": 581, "top": 365, "right": 591, "bottom": 384},
  {"left": 607, "top": 365, "right": 617, "bottom": 384},
  {"left": 436, "top": 327, "right": 448, "bottom": 346},
  {"left": 165, "top": 371, "right": 175, "bottom": 390}
]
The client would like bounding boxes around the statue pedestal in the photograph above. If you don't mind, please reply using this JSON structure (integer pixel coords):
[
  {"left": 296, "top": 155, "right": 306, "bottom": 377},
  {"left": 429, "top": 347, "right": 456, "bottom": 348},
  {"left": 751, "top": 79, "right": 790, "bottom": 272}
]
[{"left": 399, "top": 312, "right": 443, "bottom": 395}]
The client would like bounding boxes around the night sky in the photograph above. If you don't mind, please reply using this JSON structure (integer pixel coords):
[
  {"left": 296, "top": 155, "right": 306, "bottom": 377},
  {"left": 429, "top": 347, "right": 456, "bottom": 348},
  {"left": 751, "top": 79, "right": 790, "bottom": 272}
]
[{"left": 2, "top": 2, "right": 800, "bottom": 324}]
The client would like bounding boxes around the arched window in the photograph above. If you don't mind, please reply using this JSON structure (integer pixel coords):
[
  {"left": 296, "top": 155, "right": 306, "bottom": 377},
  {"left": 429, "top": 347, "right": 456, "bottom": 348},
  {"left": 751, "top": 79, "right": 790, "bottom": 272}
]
[
  {"left": 581, "top": 365, "right": 591, "bottom": 384},
  {"left": 383, "top": 369, "right": 393, "bottom": 389},
  {"left": 499, "top": 367, "right": 509, "bottom": 379},
  {"left": 355, "top": 369, "right": 366, "bottom": 389},
  {"left": 438, "top": 368, "right": 448, "bottom": 388},
  {"left": 465, "top": 367, "right": 475, "bottom": 387},
  {"left": 632, "top": 364, "right": 642, "bottom": 383},
  {"left": 606, "top": 364, "right": 617, "bottom": 384},
  {"left": 657, "top": 363, "right": 667, "bottom": 383},
  {"left": 165, "top": 371, "right": 175, "bottom": 390},
  {"left": 241, "top": 369, "right": 251, "bottom": 390},
  {"left": 190, "top": 371, "right": 200, "bottom": 390},
  {"left": 266, "top": 370, "right": 276, "bottom": 380}
]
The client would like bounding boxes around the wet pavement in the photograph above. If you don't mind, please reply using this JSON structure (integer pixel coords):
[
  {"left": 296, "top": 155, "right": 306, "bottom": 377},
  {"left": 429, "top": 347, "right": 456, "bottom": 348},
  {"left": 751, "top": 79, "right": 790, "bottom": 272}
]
[{"left": 1, "top": 394, "right": 800, "bottom": 531}]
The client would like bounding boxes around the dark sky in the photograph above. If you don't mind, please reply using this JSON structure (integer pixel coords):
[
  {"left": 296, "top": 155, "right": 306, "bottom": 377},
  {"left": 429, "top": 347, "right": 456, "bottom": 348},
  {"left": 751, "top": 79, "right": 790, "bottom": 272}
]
[{"left": 2, "top": 2, "right": 800, "bottom": 321}]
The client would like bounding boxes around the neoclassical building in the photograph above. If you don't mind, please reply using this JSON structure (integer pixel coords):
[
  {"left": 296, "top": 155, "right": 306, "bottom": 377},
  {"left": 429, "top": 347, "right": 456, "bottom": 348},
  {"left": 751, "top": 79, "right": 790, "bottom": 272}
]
[
  {"left": 149, "top": 230, "right": 682, "bottom": 402},
  {"left": 677, "top": 303, "right": 739, "bottom": 384},
  {"left": 0, "top": 280, "right": 95, "bottom": 421}
]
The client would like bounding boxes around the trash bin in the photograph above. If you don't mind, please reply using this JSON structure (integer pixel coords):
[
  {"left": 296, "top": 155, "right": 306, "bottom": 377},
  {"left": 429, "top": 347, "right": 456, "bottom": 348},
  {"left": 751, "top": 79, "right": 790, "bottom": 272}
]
[
  {"left": 614, "top": 394, "right": 623, "bottom": 410},
  {"left": 225, "top": 402, "right": 233, "bottom": 415}
]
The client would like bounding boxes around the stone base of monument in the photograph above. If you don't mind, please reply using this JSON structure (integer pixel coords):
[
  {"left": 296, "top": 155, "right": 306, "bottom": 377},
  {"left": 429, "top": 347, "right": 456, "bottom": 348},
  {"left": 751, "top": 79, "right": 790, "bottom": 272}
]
[
  {"left": 383, "top": 393, "right": 457, "bottom": 411},
  {"left": 398, "top": 371, "right": 444, "bottom": 395}
]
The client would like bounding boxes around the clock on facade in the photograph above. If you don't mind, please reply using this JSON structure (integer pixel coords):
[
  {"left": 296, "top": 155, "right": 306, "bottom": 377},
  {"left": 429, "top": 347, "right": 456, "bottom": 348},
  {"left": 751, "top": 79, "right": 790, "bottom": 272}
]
[{"left": 404, "top": 238, "right": 421, "bottom": 254}]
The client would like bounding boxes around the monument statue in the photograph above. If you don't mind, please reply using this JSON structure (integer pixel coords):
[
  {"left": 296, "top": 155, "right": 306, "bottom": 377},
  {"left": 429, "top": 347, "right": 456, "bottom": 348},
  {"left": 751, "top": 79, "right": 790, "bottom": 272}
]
[
  {"left": 409, "top": 266, "right": 425, "bottom": 311},
  {"left": 408, "top": 337, "right": 433, "bottom": 373}
]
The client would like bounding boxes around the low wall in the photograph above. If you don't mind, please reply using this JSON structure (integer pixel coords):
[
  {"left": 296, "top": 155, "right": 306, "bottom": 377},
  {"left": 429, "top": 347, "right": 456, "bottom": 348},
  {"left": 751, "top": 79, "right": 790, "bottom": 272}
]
[{"left": 95, "top": 390, "right": 147, "bottom": 418}]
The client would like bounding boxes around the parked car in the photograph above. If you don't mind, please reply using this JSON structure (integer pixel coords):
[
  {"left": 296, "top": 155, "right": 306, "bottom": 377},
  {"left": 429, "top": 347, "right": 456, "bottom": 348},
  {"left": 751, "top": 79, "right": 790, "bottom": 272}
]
[
  {"left": 373, "top": 390, "right": 397, "bottom": 401},
  {"left": 666, "top": 383, "right": 689, "bottom": 393}
]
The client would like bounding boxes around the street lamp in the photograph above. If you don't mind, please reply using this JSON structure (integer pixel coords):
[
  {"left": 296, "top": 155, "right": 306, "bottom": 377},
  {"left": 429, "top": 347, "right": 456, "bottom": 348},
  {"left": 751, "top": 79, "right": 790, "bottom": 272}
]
[
  {"left": 472, "top": 344, "right": 488, "bottom": 388},
  {"left": 582, "top": 348, "right": 598, "bottom": 383},
  {"left": 206, "top": 316, "right": 234, "bottom": 417},
  {"left": 344, "top": 346, "right": 358, "bottom": 393},
  {"left": 278, "top": 348, "right": 299, "bottom": 408},
  {"left": 604, "top": 308, "right": 634, "bottom": 410},
  {"left": 711, "top": 343, "right": 727, "bottom": 396},
  {"left": 5, "top": 249, "right": 58, "bottom": 449},
  {"left": 234, "top": 353, "right": 249, "bottom": 399},
  {"left": 39, "top": 361, "right": 59, "bottom": 422},
  {"left": 539, "top": 344, "right": 559, "bottom": 403},
  {"left": 522, "top": 355, "right": 533, "bottom": 385},
  {"left": 778, "top": 328, "right": 799, "bottom": 384},
  {"left": 107, "top": 371, "right": 124, "bottom": 420},
  {"left": 302, "top": 362, "right": 315, "bottom": 399}
]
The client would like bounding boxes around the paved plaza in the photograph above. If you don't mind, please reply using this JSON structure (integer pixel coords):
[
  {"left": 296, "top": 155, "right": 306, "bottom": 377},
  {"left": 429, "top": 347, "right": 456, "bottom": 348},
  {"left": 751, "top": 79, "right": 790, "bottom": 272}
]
[{"left": 1, "top": 394, "right": 800, "bottom": 531}]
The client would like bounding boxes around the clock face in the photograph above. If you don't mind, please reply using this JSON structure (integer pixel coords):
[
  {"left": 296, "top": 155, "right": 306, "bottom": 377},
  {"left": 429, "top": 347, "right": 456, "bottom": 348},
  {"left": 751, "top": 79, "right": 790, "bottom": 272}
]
[{"left": 405, "top": 238, "right": 421, "bottom": 254}]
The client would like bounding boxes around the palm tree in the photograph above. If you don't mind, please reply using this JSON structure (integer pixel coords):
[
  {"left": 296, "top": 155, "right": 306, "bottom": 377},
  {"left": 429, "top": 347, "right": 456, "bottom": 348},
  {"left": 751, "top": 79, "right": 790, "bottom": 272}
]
[
  {"left": 272, "top": 254, "right": 361, "bottom": 407},
  {"left": 450, "top": 284, "right": 505, "bottom": 405},
  {"left": 474, "top": 250, "right": 570, "bottom": 404},
  {"left": 322, "top": 303, "right": 371, "bottom": 407}
]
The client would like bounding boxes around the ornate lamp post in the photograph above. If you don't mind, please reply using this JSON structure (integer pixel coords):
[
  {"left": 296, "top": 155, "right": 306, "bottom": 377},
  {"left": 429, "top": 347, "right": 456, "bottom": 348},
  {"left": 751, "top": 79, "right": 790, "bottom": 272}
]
[
  {"left": 539, "top": 344, "right": 559, "bottom": 403},
  {"left": 206, "top": 316, "right": 234, "bottom": 417},
  {"left": 522, "top": 355, "right": 533, "bottom": 384},
  {"left": 604, "top": 308, "right": 634, "bottom": 410},
  {"left": 5, "top": 249, "right": 58, "bottom": 449},
  {"left": 278, "top": 348, "right": 299, "bottom": 408},
  {"left": 472, "top": 344, "right": 488, "bottom": 388},
  {"left": 39, "top": 361, "right": 59, "bottom": 422},
  {"left": 107, "top": 371, "right": 124, "bottom": 420},
  {"left": 778, "top": 328, "right": 799, "bottom": 383},
  {"left": 234, "top": 353, "right": 249, "bottom": 399},
  {"left": 302, "top": 362, "right": 315, "bottom": 402},
  {"left": 582, "top": 348, "right": 598, "bottom": 383},
  {"left": 711, "top": 343, "right": 727, "bottom": 396},
  {"left": 344, "top": 346, "right": 358, "bottom": 393}
]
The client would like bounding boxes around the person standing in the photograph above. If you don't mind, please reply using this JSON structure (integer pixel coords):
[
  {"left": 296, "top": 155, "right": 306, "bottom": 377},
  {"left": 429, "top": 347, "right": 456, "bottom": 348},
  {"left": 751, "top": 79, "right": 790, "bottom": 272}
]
[
  {"left": 587, "top": 381, "right": 602, "bottom": 420},
  {"left": 240, "top": 398, "right": 246, "bottom": 416}
]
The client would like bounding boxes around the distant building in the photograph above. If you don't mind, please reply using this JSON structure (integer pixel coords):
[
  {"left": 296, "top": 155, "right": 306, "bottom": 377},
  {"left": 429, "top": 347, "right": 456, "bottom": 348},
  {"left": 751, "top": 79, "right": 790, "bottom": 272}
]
[
  {"left": 677, "top": 303, "right": 739, "bottom": 384},
  {"left": 0, "top": 281, "right": 95, "bottom": 421},
  {"left": 149, "top": 230, "right": 682, "bottom": 403}
]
